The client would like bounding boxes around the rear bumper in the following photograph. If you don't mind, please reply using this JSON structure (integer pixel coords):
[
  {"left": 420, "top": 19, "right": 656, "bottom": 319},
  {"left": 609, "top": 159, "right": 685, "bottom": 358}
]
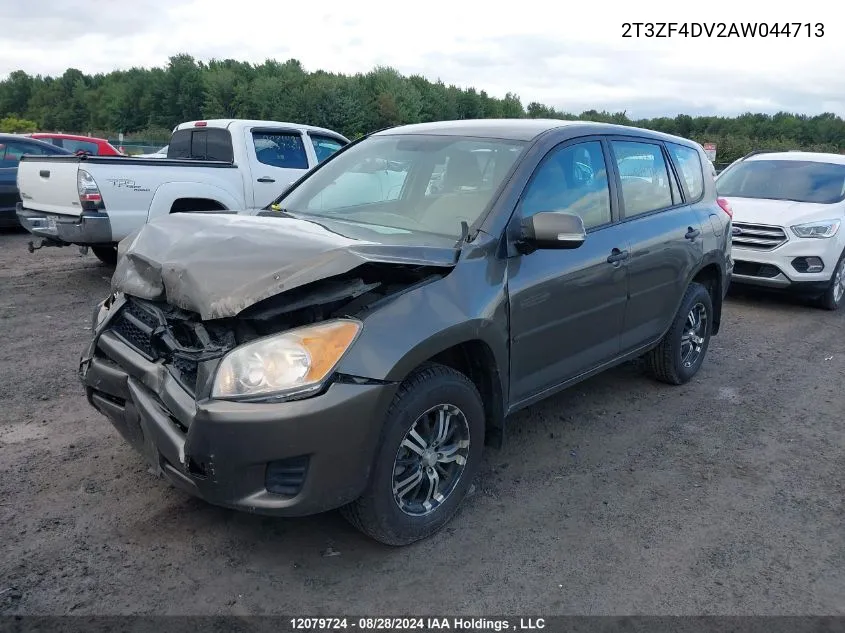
[
  {"left": 16, "top": 203, "right": 113, "bottom": 245},
  {"left": 79, "top": 306, "right": 397, "bottom": 517}
]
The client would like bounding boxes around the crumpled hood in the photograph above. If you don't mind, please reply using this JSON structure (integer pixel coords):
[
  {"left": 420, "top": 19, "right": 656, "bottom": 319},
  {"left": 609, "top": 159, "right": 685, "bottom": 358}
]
[{"left": 113, "top": 212, "right": 459, "bottom": 320}]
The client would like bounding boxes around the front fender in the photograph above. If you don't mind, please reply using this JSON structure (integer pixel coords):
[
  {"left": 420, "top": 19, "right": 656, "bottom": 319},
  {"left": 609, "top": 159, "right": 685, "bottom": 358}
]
[{"left": 335, "top": 237, "right": 510, "bottom": 398}]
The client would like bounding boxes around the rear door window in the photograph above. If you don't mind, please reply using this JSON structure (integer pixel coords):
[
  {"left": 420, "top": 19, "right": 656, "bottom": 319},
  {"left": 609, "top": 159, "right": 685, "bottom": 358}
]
[
  {"left": 62, "top": 139, "right": 99, "bottom": 155},
  {"left": 253, "top": 132, "right": 309, "bottom": 169},
  {"left": 309, "top": 134, "right": 346, "bottom": 163},
  {"left": 667, "top": 143, "right": 705, "bottom": 200},
  {"left": 611, "top": 140, "right": 675, "bottom": 217}
]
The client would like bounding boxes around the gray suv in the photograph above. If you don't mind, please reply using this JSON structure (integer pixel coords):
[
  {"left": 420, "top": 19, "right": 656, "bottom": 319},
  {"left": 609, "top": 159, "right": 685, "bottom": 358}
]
[{"left": 79, "top": 119, "right": 733, "bottom": 545}]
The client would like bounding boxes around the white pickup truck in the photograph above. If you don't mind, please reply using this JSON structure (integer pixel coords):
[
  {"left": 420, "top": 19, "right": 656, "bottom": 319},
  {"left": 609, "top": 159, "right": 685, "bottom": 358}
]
[{"left": 16, "top": 119, "right": 349, "bottom": 264}]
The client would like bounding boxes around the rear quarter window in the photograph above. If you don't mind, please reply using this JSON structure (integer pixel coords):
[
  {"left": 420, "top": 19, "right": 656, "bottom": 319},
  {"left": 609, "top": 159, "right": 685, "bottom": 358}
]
[{"left": 667, "top": 143, "right": 705, "bottom": 200}]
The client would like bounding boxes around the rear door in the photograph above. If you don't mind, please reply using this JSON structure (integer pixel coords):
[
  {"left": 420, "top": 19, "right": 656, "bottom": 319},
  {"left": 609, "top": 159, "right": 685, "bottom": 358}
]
[
  {"left": 245, "top": 128, "right": 312, "bottom": 208},
  {"left": 608, "top": 137, "right": 704, "bottom": 352},
  {"left": 306, "top": 132, "right": 347, "bottom": 165}
]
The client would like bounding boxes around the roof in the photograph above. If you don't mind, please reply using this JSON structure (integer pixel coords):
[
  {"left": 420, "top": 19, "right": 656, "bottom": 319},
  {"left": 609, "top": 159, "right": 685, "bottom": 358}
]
[
  {"left": 0, "top": 133, "right": 70, "bottom": 149},
  {"left": 374, "top": 118, "right": 700, "bottom": 146},
  {"left": 745, "top": 151, "right": 845, "bottom": 165},
  {"left": 30, "top": 132, "right": 112, "bottom": 143},
  {"left": 176, "top": 119, "right": 350, "bottom": 140}
]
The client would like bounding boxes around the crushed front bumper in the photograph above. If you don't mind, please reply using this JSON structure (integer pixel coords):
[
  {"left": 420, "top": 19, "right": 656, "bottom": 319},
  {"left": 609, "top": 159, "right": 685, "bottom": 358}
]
[
  {"left": 17, "top": 203, "right": 113, "bottom": 245},
  {"left": 79, "top": 300, "right": 397, "bottom": 517}
]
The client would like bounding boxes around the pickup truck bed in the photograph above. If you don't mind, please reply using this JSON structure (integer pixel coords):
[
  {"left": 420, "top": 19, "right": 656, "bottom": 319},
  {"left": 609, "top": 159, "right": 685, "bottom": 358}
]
[{"left": 17, "top": 154, "right": 236, "bottom": 245}]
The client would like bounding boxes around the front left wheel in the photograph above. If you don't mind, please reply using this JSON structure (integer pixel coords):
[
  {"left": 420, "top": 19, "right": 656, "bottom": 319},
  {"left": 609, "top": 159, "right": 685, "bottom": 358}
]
[{"left": 340, "top": 363, "right": 485, "bottom": 546}]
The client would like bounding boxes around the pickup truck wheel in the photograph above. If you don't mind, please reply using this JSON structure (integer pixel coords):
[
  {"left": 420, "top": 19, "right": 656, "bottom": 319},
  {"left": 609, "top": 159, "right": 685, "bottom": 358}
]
[
  {"left": 817, "top": 250, "right": 845, "bottom": 311},
  {"left": 340, "top": 363, "right": 484, "bottom": 546},
  {"left": 645, "top": 282, "right": 713, "bottom": 386},
  {"left": 92, "top": 246, "right": 118, "bottom": 266}
]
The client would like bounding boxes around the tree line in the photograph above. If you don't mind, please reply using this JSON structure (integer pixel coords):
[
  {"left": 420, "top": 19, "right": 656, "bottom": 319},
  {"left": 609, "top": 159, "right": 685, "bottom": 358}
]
[{"left": 2, "top": 54, "right": 844, "bottom": 164}]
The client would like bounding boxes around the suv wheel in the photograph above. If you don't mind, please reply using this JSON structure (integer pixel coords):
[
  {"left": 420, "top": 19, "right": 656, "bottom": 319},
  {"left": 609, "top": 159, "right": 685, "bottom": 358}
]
[
  {"left": 817, "top": 250, "right": 845, "bottom": 311},
  {"left": 91, "top": 246, "right": 118, "bottom": 266},
  {"left": 341, "top": 363, "right": 484, "bottom": 546},
  {"left": 645, "top": 282, "right": 713, "bottom": 385}
]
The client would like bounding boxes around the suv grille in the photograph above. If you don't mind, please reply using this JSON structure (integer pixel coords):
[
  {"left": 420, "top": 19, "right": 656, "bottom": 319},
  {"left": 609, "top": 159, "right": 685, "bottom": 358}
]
[
  {"left": 107, "top": 298, "right": 231, "bottom": 395},
  {"left": 731, "top": 222, "right": 788, "bottom": 251}
]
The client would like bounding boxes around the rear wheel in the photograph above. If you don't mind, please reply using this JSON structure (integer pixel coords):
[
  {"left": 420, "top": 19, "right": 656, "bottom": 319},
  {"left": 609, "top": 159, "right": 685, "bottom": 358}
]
[
  {"left": 340, "top": 363, "right": 485, "bottom": 546},
  {"left": 92, "top": 246, "right": 117, "bottom": 266},
  {"left": 645, "top": 282, "right": 713, "bottom": 385},
  {"left": 817, "top": 250, "right": 845, "bottom": 311}
]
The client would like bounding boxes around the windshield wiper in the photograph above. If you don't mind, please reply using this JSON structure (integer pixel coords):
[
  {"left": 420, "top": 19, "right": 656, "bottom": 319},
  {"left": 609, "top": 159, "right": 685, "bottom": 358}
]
[{"left": 455, "top": 221, "right": 470, "bottom": 248}]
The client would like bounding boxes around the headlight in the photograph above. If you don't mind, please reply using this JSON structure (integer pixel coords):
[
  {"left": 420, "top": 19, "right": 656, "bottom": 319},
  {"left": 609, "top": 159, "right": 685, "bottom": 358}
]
[
  {"left": 791, "top": 219, "right": 841, "bottom": 239},
  {"left": 212, "top": 319, "right": 361, "bottom": 400}
]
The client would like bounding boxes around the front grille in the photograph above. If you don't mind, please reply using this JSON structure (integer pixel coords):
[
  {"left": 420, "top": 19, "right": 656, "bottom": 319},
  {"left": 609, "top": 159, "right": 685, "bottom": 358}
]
[
  {"left": 733, "top": 260, "right": 783, "bottom": 278},
  {"left": 107, "top": 298, "right": 231, "bottom": 395},
  {"left": 731, "top": 222, "right": 788, "bottom": 251},
  {"left": 110, "top": 299, "right": 159, "bottom": 359}
]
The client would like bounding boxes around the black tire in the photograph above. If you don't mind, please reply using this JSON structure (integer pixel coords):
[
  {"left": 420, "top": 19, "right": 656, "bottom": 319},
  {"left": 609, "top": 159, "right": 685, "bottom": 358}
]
[
  {"left": 92, "top": 246, "right": 118, "bottom": 266},
  {"left": 645, "top": 282, "right": 713, "bottom": 386},
  {"left": 816, "top": 249, "right": 845, "bottom": 311},
  {"left": 340, "top": 363, "right": 485, "bottom": 546}
]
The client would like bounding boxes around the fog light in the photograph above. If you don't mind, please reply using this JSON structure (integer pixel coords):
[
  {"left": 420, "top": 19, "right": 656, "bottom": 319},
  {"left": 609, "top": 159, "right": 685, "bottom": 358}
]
[{"left": 792, "top": 257, "right": 824, "bottom": 274}]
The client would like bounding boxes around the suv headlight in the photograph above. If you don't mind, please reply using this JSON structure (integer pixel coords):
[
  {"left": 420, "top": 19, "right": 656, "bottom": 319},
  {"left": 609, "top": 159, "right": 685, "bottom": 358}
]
[
  {"left": 791, "top": 219, "right": 841, "bottom": 239},
  {"left": 212, "top": 319, "right": 361, "bottom": 400}
]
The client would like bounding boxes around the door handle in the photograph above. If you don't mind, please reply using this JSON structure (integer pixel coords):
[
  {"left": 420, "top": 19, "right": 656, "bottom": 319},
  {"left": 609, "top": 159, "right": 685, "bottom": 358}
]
[
  {"left": 257, "top": 177, "right": 276, "bottom": 183},
  {"left": 606, "top": 248, "right": 629, "bottom": 265},
  {"left": 685, "top": 227, "right": 701, "bottom": 240}
]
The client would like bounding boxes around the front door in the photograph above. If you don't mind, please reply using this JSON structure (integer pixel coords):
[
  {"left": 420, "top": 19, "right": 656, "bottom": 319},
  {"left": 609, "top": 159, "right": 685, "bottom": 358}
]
[
  {"left": 507, "top": 138, "right": 630, "bottom": 404},
  {"left": 246, "top": 128, "right": 312, "bottom": 209}
]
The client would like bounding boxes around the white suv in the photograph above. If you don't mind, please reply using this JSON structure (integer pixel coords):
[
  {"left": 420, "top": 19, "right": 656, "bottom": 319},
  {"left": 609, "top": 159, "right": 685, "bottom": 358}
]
[{"left": 716, "top": 151, "right": 845, "bottom": 310}]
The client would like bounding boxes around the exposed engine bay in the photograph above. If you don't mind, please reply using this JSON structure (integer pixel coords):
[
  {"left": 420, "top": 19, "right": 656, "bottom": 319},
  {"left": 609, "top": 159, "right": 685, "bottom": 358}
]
[{"left": 103, "top": 263, "right": 445, "bottom": 396}]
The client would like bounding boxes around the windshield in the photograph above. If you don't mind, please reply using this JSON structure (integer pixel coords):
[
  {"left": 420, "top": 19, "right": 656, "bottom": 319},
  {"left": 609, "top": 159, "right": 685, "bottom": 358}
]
[
  {"left": 717, "top": 159, "right": 845, "bottom": 204},
  {"left": 276, "top": 134, "right": 527, "bottom": 238}
]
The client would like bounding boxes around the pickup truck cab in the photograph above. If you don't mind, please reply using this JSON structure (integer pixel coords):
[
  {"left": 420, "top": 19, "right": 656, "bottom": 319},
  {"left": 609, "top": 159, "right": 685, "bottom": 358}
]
[{"left": 16, "top": 119, "right": 349, "bottom": 264}]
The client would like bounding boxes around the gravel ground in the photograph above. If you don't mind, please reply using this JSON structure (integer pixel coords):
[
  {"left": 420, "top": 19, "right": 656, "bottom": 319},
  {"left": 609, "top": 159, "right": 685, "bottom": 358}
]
[{"left": 0, "top": 228, "right": 843, "bottom": 616}]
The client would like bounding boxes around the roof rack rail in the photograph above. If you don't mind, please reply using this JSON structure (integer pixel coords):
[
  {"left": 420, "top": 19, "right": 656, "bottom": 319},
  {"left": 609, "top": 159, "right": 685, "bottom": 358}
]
[{"left": 739, "top": 149, "right": 790, "bottom": 160}]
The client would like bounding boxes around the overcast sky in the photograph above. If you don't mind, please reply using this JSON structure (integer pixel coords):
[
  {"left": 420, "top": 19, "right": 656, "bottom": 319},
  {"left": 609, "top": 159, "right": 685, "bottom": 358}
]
[{"left": 1, "top": 0, "right": 842, "bottom": 119}]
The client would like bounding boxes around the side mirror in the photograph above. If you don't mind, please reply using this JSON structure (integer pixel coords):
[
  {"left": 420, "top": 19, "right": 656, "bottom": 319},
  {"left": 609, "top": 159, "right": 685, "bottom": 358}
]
[{"left": 519, "top": 211, "right": 586, "bottom": 251}]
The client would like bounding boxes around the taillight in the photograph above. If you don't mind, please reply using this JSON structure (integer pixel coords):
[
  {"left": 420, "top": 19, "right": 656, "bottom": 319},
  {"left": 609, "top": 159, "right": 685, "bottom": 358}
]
[
  {"left": 717, "top": 197, "right": 733, "bottom": 219},
  {"left": 194, "top": 121, "right": 207, "bottom": 127},
  {"left": 78, "top": 169, "right": 103, "bottom": 210}
]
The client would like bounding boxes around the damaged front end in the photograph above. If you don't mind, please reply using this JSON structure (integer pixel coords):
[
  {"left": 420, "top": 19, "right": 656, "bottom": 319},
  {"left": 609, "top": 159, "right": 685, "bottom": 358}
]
[
  {"left": 78, "top": 260, "right": 449, "bottom": 516},
  {"left": 88, "top": 261, "right": 445, "bottom": 399}
]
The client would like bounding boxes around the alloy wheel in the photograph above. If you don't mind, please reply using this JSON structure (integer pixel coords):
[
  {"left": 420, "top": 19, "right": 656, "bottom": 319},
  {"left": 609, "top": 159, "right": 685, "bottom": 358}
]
[
  {"left": 680, "top": 302, "right": 708, "bottom": 368},
  {"left": 392, "top": 403, "right": 471, "bottom": 517}
]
